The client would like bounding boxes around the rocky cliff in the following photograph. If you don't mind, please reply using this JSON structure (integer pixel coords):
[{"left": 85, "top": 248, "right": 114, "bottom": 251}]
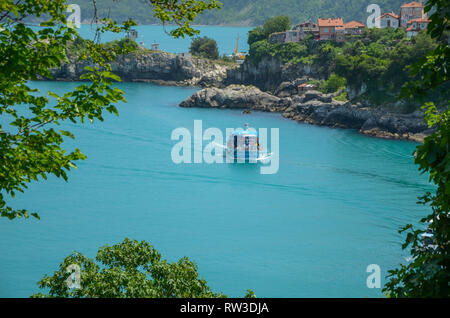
[
  {"left": 180, "top": 86, "right": 432, "bottom": 142},
  {"left": 226, "top": 57, "right": 319, "bottom": 91},
  {"left": 50, "top": 51, "right": 229, "bottom": 87}
]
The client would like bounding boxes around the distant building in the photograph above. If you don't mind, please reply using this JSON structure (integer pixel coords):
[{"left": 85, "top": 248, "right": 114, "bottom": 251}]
[
  {"left": 284, "top": 30, "right": 303, "bottom": 43},
  {"left": 298, "top": 83, "right": 317, "bottom": 93},
  {"left": 293, "top": 21, "right": 320, "bottom": 40},
  {"left": 318, "top": 18, "right": 344, "bottom": 41},
  {"left": 269, "top": 21, "right": 321, "bottom": 44},
  {"left": 377, "top": 13, "right": 400, "bottom": 29},
  {"left": 344, "top": 21, "right": 365, "bottom": 35},
  {"left": 406, "top": 17, "right": 430, "bottom": 38},
  {"left": 265, "top": 1, "right": 428, "bottom": 46},
  {"left": 335, "top": 26, "right": 346, "bottom": 42},
  {"left": 151, "top": 43, "right": 160, "bottom": 51},
  {"left": 268, "top": 31, "right": 286, "bottom": 44},
  {"left": 400, "top": 2, "right": 425, "bottom": 28}
]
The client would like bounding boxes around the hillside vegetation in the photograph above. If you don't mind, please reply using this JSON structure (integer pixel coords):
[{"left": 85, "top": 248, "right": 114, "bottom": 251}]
[
  {"left": 68, "top": 0, "right": 406, "bottom": 26},
  {"left": 246, "top": 16, "right": 445, "bottom": 110}
]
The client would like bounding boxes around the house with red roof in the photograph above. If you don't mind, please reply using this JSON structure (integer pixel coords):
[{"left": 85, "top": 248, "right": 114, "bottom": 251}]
[
  {"left": 377, "top": 12, "right": 400, "bottom": 28},
  {"left": 318, "top": 18, "right": 344, "bottom": 41},
  {"left": 344, "top": 21, "right": 365, "bottom": 35},
  {"left": 265, "top": 1, "right": 430, "bottom": 45},
  {"left": 406, "top": 17, "right": 431, "bottom": 38},
  {"left": 400, "top": 2, "right": 426, "bottom": 28}
]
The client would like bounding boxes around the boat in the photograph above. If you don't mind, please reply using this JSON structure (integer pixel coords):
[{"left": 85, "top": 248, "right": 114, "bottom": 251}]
[
  {"left": 232, "top": 33, "right": 247, "bottom": 64},
  {"left": 214, "top": 124, "right": 272, "bottom": 163}
]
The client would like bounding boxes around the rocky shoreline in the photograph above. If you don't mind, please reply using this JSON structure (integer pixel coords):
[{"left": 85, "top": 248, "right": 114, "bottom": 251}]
[
  {"left": 48, "top": 51, "right": 431, "bottom": 142},
  {"left": 49, "top": 51, "right": 230, "bottom": 87},
  {"left": 180, "top": 85, "right": 432, "bottom": 142}
]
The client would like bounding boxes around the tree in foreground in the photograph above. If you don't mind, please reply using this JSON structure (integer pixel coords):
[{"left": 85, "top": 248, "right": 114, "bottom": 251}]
[
  {"left": 32, "top": 238, "right": 255, "bottom": 298},
  {"left": 0, "top": 0, "right": 221, "bottom": 220},
  {"left": 383, "top": 0, "right": 450, "bottom": 297},
  {"left": 189, "top": 36, "right": 219, "bottom": 59}
]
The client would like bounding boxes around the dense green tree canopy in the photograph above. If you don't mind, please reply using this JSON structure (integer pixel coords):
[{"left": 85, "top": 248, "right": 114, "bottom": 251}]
[
  {"left": 246, "top": 23, "right": 438, "bottom": 107},
  {"left": 383, "top": 0, "right": 450, "bottom": 297},
  {"left": 0, "top": 0, "right": 220, "bottom": 220},
  {"left": 247, "top": 15, "right": 291, "bottom": 46},
  {"left": 189, "top": 36, "right": 219, "bottom": 59},
  {"left": 32, "top": 238, "right": 255, "bottom": 298},
  {"left": 262, "top": 15, "right": 291, "bottom": 37},
  {"left": 248, "top": 26, "right": 266, "bottom": 46}
]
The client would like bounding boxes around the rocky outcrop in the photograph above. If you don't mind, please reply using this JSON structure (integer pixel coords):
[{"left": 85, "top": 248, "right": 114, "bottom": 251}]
[
  {"left": 346, "top": 83, "right": 368, "bottom": 100},
  {"left": 49, "top": 51, "right": 229, "bottom": 87},
  {"left": 226, "top": 58, "right": 320, "bottom": 91},
  {"left": 226, "top": 57, "right": 282, "bottom": 91},
  {"left": 180, "top": 85, "right": 432, "bottom": 142},
  {"left": 359, "top": 111, "right": 431, "bottom": 141},
  {"left": 180, "top": 84, "right": 290, "bottom": 111},
  {"left": 280, "top": 62, "right": 320, "bottom": 82},
  {"left": 283, "top": 100, "right": 431, "bottom": 142}
]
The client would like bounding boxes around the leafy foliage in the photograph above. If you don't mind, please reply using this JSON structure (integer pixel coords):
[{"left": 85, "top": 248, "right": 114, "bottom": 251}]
[
  {"left": 32, "top": 238, "right": 253, "bottom": 298},
  {"left": 148, "top": 0, "right": 222, "bottom": 38},
  {"left": 247, "top": 21, "right": 438, "bottom": 108},
  {"left": 320, "top": 73, "right": 347, "bottom": 94},
  {"left": 189, "top": 36, "right": 219, "bottom": 59},
  {"left": 103, "top": 37, "right": 139, "bottom": 52},
  {"left": 261, "top": 15, "right": 291, "bottom": 37},
  {"left": 0, "top": 0, "right": 220, "bottom": 220},
  {"left": 68, "top": 36, "right": 140, "bottom": 59},
  {"left": 383, "top": 0, "right": 450, "bottom": 297},
  {"left": 247, "top": 15, "right": 291, "bottom": 47},
  {"left": 248, "top": 39, "right": 273, "bottom": 64},
  {"left": 247, "top": 26, "right": 266, "bottom": 46}
]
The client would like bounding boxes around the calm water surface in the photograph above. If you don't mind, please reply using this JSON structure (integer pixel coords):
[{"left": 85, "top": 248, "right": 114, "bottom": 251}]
[
  {"left": 30, "top": 24, "right": 252, "bottom": 55},
  {"left": 0, "top": 80, "right": 432, "bottom": 297}
]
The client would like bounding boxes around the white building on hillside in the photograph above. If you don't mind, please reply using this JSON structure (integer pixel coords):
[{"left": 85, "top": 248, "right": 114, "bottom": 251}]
[{"left": 378, "top": 12, "right": 400, "bottom": 28}]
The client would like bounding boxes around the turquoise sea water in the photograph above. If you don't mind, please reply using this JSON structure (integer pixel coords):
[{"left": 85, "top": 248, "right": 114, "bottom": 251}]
[
  {"left": 31, "top": 24, "right": 252, "bottom": 55},
  {"left": 0, "top": 26, "right": 434, "bottom": 297},
  {"left": 0, "top": 81, "right": 433, "bottom": 298}
]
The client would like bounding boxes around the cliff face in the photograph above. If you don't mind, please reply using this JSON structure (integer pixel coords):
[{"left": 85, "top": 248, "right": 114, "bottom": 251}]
[
  {"left": 50, "top": 51, "right": 229, "bottom": 86},
  {"left": 226, "top": 58, "right": 319, "bottom": 91},
  {"left": 110, "top": 52, "right": 201, "bottom": 81},
  {"left": 226, "top": 58, "right": 282, "bottom": 90},
  {"left": 51, "top": 50, "right": 315, "bottom": 90}
]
